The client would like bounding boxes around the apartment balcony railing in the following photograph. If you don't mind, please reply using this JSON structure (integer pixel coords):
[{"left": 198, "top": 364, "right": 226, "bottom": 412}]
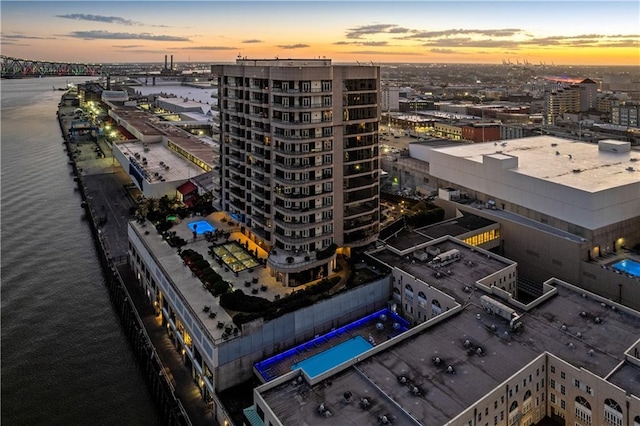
[
  {"left": 271, "top": 102, "right": 327, "bottom": 110},
  {"left": 273, "top": 203, "right": 332, "bottom": 216},
  {"left": 273, "top": 231, "right": 330, "bottom": 245},
  {"left": 273, "top": 217, "right": 332, "bottom": 230},
  {"left": 273, "top": 132, "right": 331, "bottom": 141},
  {"left": 271, "top": 87, "right": 331, "bottom": 94}
]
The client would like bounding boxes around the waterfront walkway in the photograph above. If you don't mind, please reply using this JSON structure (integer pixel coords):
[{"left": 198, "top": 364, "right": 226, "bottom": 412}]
[{"left": 59, "top": 102, "right": 218, "bottom": 425}]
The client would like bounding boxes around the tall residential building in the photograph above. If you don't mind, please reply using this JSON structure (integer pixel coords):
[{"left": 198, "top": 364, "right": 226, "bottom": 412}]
[
  {"left": 544, "top": 85, "right": 580, "bottom": 125},
  {"left": 212, "top": 59, "right": 381, "bottom": 286},
  {"left": 578, "top": 78, "right": 598, "bottom": 112}
]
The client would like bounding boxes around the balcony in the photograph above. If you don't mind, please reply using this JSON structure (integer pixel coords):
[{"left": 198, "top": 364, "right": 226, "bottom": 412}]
[
  {"left": 273, "top": 159, "right": 325, "bottom": 171},
  {"left": 271, "top": 87, "right": 331, "bottom": 94},
  {"left": 273, "top": 231, "right": 330, "bottom": 245},
  {"left": 271, "top": 102, "right": 326, "bottom": 111},
  {"left": 272, "top": 131, "right": 330, "bottom": 142},
  {"left": 344, "top": 186, "right": 378, "bottom": 203},
  {"left": 267, "top": 249, "right": 332, "bottom": 272},
  {"left": 343, "top": 229, "right": 379, "bottom": 246},
  {"left": 273, "top": 203, "right": 331, "bottom": 216},
  {"left": 274, "top": 216, "right": 332, "bottom": 230},
  {"left": 344, "top": 201, "right": 378, "bottom": 218},
  {"left": 344, "top": 216, "right": 378, "bottom": 232}
]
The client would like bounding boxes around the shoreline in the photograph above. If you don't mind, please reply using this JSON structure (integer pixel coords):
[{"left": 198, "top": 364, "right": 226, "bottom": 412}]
[{"left": 57, "top": 95, "right": 201, "bottom": 425}]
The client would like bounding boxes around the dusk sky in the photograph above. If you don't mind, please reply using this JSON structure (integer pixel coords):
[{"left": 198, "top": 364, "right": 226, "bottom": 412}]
[{"left": 2, "top": 1, "right": 639, "bottom": 66}]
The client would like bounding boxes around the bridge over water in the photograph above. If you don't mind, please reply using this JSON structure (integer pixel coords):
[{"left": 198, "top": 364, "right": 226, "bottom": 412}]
[{"left": 1, "top": 55, "right": 213, "bottom": 80}]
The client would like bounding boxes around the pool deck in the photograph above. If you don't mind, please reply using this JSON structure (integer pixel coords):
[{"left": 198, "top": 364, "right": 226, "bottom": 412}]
[
  {"left": 255, "top": 311, "right": 407, "bottom": 382},
  {"left": 594, "top": 248, "right": 640, "bottom": 280}
]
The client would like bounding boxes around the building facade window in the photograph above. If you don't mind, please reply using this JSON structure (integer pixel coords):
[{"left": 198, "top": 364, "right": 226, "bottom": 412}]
[{"left": 604, "top": 399, "right": 623, "bottom": 426}]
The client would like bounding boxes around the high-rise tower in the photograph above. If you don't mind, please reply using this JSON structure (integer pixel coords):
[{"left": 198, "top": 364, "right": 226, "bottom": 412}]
[{"left": 212, "top": 59, "right": 381, "bottom": 286}]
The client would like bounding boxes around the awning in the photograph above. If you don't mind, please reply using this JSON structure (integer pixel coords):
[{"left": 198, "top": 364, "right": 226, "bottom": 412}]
[{"left": 177, "top": 181, "right": 197, "bottom": 195}]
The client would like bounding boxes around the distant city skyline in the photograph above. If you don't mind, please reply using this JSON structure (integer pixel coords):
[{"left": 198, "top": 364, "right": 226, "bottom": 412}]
[{"left": 1, "top": 1, "right": 639, "bottom": 66}]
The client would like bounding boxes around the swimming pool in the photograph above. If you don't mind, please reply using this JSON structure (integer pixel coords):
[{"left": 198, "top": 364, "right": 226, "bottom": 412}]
[
  {"left": 188, "top": 220, "right": 215, "bottom": 235},
  {"left": 611, "top": 259, "right": 640, "bottom": 278},
  {"left": 291, "top": 336, "right": 373, "bottom": 379}
]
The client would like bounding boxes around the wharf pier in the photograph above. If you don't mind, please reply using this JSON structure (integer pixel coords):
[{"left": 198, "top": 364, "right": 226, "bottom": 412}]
[{"left": 57, "top": 95, "right": 216, "bottom": 426}]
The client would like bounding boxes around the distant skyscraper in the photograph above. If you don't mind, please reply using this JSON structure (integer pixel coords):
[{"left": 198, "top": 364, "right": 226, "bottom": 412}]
[
  {"left": 212, "top": 59, "right": 381, "bottom": 286},
  {"left": 544, "top": 85, "right": 580, "bottom": 125},
  {"left": 578, "top": 78, "right": 598, "bottom": 112}
]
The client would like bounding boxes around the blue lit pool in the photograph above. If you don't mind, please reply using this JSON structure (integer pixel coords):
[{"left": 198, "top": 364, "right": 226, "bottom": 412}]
[
  {"left": 291, "top": 336, "right": 373, "bottom": 379},
  {"left": 612, "top": 259, "right": 640, "bottom": 278},
  {"left": 188, "top": 220, "right": 215, "bottom": 235}
]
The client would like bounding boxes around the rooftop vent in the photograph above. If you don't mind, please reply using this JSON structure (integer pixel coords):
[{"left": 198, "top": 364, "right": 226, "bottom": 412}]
[
  {"left": 555, "top": 151, "right": 560, "bottom": 156},
  {"left": 318, "top": 403, "right": 331, "bottom": 418},
  {"left": 572, "top": 169, "right": 581, "bottom": 173},
  {"left": 626, "top": 166, "right": 635, "bottom": 172},
  {"left": 379, "top": 415, "right": 393, "bottom": 424},
  {"left": 561, "top": 324, "right": 567, "bottom": 331},
  {"left": 360, "top": 398, "right": 370, "bottom": 409},
  {"left": 594, "top": 317, "right": 602, "bottom": 324},
  {"left": 568, "top": 342, "right": 575, "bottom": 349},
  {"left": 551, "top": 143, "right": 558, "bottom": 147},
  {"left": 446, "top": 365, "right": 456, "bottom": 375}
]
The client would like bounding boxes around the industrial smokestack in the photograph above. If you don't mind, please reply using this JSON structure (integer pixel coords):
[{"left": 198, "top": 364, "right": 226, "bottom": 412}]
[
  {"left": 170, "top": 55, "right": 173, "bottom": 70},
  {"left": 164, "top": 55, "right": 168, "bottom": 69}
]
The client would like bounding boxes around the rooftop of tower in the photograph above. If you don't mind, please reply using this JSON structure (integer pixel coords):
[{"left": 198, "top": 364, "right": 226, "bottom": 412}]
[{"left": 235, "top": 58, "right": 332, "bottom": 67}]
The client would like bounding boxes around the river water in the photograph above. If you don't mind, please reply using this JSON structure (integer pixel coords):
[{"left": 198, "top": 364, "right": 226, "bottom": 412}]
[{"left": 1, "top": 77, "right": 157, "bottom": 425}]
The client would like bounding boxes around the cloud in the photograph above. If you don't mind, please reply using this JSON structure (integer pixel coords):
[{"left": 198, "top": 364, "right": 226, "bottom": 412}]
[
  {"left": 67, "top": 30, "right": 191, "bottom": 42},
  {"left": 0, "top": 40, "right": 29, "bottom": 46},
  {"left": 57, "top": 13, "right": 141, "bottom": 26},
  {"left": 401, "top": 28, "right": 523, "bottom": 40},
  {"left": 360, "top": 41, "right": 389, "bottom": 46},
  {"left": 179, "top": 46, "right": 237, "bottom": 50},
  {"left": 276, "top": 43, "right": 309, "bottom": 49},
  {"left": 346, "top": 50, "right": 423, "bottom": 56},
  {"left": 598, "top": 40, "right": 640, "bottom": 48},
  {"left": 345, "top": 24, "right": 403, "bottom": 39},
  {"left": 388, "top": 27, "right": 411, "bottom": 34},
  {"left": 521, "top": 34, "right": 640, "bottom": 48},
  {"left": 422, "top": 38, "right": 520, "bottom": 49},
  {"left": 111, "top": 44, "right": 144, "bottom": 48},
  {"left": 2, "top": 33, "right": 52, "bottom": 40},
  {"left": 335, "top": 40, "right": 389, "bottom": 47},
  {"left": 112, "top": 48, "right": 168, "bottom": 54},
  {"left": 430, "top": 48, "right": 459, "bottom": 54},
  {"left": 242, "top": 39, "right": 262, "bottom": 44}
]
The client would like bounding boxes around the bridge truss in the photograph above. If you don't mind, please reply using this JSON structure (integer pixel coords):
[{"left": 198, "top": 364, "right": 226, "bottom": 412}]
[{"left": 1, "top": 55, "right": 103, "bottom": 78}]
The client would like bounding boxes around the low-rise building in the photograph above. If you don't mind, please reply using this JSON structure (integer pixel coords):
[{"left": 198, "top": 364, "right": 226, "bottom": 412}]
[{"left": 246, "top": 235, "right": 640, "bottom": 426}]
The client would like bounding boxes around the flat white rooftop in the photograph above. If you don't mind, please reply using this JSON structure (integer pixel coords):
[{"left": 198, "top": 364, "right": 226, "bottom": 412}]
[
  {"left": 433, "top": 136, "right": 639, "bottom": 192},
  {"left": 157, "top": 96, "right": 211, "bottom": 114},
  {"left": 429, "top": 136, "right": 640, "bottom": 230},
  {"left": 117, "top": 140, "right": 204, "bottom": 182}
]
